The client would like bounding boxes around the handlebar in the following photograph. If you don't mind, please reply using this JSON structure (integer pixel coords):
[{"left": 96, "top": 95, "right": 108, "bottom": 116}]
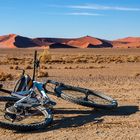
[
  {"left": 0, "top": 88, "right": 12, "bottom": 94},
  {"left": 45, "top": 80, "right": 62, "bottom": 86},
  {"left": 0, "top": 84, "right": 11, "bottom": 94}
]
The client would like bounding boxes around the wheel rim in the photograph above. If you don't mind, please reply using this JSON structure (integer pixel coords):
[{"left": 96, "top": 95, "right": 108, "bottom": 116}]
[{"left": 0, "top": 97, "right": 49, "bottom": 126}]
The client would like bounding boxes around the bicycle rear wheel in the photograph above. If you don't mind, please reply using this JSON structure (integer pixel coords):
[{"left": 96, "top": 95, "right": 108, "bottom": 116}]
[
  {"left": 56, "top": 84, "right": 118, "bottom": 110},
  {"left": 0, "top": 96, "right": 53, "bottom": 131}
]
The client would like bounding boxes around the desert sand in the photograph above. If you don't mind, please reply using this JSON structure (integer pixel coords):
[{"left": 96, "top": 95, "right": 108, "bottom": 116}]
[{"left": 0, "top": 48, "right": 140, "bottom": 140}]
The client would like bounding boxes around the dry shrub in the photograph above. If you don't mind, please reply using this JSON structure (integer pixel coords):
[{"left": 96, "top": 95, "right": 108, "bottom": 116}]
[
  {"left": 31, "top": 53, "right": 140, "bottom": 65},
  {"left": 7, "top": 57, "right": 21, "bottom": 61},
  {"left": 27, "top": 60, "right": 33, "bottom": 65},
  {"left": 6, "top": 57, "right": 21, "bottom": 65},
  {"left": 75, "top": 66, "right": 79, "bottom": 69},
  {"left": 100, "top": 66, "right": 106, "bottom": 68},
  {"left": 127, "top": 56, "right": 139, "bottom": 62},
  {"left": 48, "top": 62, "right": 52, "bottom": 64},
  {"left": 51, "top": 56, "right": 63, "bottom": 63},
  {"left": 79, "top": 66, "right": 85, "bottom": 69},
  {"left": 5, "top": 57, "right": 33, "bottom": 65},
  {"left": 25, "top": 65, "right": 32, "bottom": 69},
  {"left": 74, "top": 58, "right": 88, "bottom": 63},
  {"left": 39, "top": 49, "right": 52, "bottom": 63},
  {"left": 75, "top": 65, "right": 106, "bottom": 69},
  {"left": 14, "top": 65, "right": 20, "bottom": 70},
  {"left": 64, "top": 66, "right": 73, "bottom": 69},
  {"left": 9, "top": 65, "right": 20, "bottom": 70},
  {"left": 89, "top": 74, "right": 92, "bottom": 77},
  {"left": 41, "top": 65, "right": 48, "bottom": 69},
  {"left": 62, "top": 56, "right": 73, "bottom": 63},
  {"left": 61, "top": 56, "right": 72, "bottom": 64},
  {"left": 134, "top": 73, "right": 140, "bottom": 78},
  {"left": 9, "top": 66, "right": 14, "bottom": 69},
  {"left": 0, "top": 72, "right": 13, "bottom": 81},
  {"left": 88, "top": 66, "right": 95, "bottom": 69},
  {"left": 38, "top": 70, "right": 49, "bottom": 78},
  {"left": 48, "top": 66, "right": 52, "bottom": 69}
]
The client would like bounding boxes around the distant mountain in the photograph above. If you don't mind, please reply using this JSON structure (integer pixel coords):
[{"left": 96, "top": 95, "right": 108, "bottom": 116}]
[{"left": 0, "top": 34, "right": 140, "bottom": 48}]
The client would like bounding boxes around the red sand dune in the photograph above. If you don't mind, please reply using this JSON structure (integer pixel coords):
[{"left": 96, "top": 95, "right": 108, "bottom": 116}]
[
  {"left": 112, "top": 37, "right": 140, "bottom": 48},
  {"left": 116, "top": 37, "right": 140, "bottom": 43},
  {"left": 0, "top": 34, "right": 17, "bottom": 48},
  {"left": 0, "top": 34, "right": 140, "bottom": 48},
  {"left": 0, "top": 34, "right": 39, "bottom": 48},
  {"left": 67, "top": 36, "right": 112, "bottom": 48},
  {"left": 67, "top": 36, "right": 102, "bottom": 48},
  {"left": 34, "top": 35, "right": 113, "bottom": 48}
]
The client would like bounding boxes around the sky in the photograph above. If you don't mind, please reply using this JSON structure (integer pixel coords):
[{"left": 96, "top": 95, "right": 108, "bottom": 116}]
[{"left": 0, "top": 0, "right": 140, "bottom": 40}]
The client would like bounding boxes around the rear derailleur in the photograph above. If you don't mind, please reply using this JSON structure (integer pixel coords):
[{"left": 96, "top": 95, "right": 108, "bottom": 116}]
[{"left": 4, "top": 102, "right": 27, "bottom": 122}]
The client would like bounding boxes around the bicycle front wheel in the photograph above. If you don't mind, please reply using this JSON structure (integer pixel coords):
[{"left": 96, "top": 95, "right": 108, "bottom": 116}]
[{"left": 56, "top": 84, "right": 118, "bottom": 110}]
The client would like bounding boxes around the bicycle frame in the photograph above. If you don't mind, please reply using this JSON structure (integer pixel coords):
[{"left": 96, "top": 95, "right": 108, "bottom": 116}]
[{"left": 11, "top": 81, "right": 55, "bottom": 109}]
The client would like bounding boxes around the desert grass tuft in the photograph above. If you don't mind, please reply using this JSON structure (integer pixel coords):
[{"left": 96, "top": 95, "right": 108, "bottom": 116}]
[
  {"left": 0, "top": 72, "right": 13, "bottom": 81},
  {"left": 39, "top": 49, "right": 52, "bottom": 63},
  {"left": 38, "top": 70, "right": 49, "bottom": 78},
  {"left": 134, "top": 73, "right": 140, "bottom": 78}
]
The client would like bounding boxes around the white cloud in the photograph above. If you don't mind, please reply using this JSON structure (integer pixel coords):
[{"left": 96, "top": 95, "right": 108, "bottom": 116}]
[
  {"left": 43, "top": 12, "right": 103, "bottom": 16},
  {"left": 69, "top": 4, "right": 140, "bottom": 11},
  {"left": 65, "top": 12, "right": 103, "bottom": 16},
  {"left": 49, "top": 4, "right": 140, "bottom": 11}
]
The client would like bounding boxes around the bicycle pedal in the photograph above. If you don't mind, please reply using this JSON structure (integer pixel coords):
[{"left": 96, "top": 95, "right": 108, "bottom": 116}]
[
  {"left": 4, "top": 112, "right": 17, "bottom": 122},
  {"left": 44, "top": 100, "right": 56, "bottom": 107},
  {"left": 48, "top": 100, "right": 56, "bottom": 106}
]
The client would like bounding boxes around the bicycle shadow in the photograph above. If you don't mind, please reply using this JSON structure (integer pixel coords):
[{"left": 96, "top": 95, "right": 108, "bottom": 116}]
[
  {"left": 50, "top": 105, "right": 139, "bottom": 130},
  {"left": 15, "top": 105, "right": 139, "bottom": 133}
]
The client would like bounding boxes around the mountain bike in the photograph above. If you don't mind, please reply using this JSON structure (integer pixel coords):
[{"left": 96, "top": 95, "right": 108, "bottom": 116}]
[{"left": 0, "top": 51, "right": 118, "bottom": 131}]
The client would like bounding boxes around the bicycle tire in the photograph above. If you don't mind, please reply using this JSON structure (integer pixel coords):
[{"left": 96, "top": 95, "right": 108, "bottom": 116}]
[
  {"left": 56, "top": 84, "right": 118, "bottom": 110},
  {"left": 0, "top": 88, "right": 12, "bottom": 94},
  {"left": 0, "top": 96, "right": 53, "bottom": 131}
]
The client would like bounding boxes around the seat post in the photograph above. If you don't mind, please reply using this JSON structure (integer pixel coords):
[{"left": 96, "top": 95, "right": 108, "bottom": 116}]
[{"left": 32, "top": 50, "right": 37, "bottom": 81}]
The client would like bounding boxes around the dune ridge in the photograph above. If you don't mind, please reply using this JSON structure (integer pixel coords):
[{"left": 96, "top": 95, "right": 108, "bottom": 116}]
[{"left": 0, "top": 34, "right": 140, "bottom": 48}]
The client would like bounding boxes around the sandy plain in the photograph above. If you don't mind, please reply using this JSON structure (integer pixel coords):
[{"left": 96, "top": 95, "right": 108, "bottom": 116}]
[{"left": 0, "top": 48, "right": 140, "bottom": 140}]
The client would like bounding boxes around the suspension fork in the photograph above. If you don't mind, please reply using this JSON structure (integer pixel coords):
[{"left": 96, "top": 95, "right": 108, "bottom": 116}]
[
  {"left": 34, "top": 81, "right": 56, "bottom": 106},
  {"left": 34, "top": 81, "right": 49, "bottom": 99}
]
